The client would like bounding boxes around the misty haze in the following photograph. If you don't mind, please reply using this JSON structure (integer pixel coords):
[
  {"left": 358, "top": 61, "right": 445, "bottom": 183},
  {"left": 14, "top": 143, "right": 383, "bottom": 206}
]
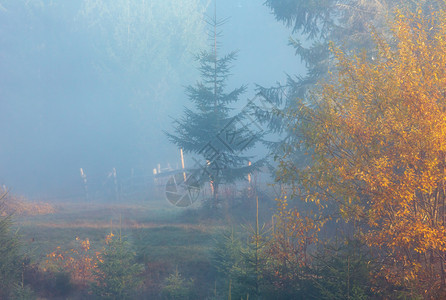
[
  {"left": 0, "top": 0, "right": 301, "bottom": 199},
  {"left": 1, "top": 0, "right": 445, "bottom": 299}
]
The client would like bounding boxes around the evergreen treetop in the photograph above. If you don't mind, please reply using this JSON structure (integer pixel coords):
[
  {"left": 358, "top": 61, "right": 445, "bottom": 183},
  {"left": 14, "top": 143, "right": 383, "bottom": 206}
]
[{"left": 166, "top": 8, "right": 263, "bottom": 201}]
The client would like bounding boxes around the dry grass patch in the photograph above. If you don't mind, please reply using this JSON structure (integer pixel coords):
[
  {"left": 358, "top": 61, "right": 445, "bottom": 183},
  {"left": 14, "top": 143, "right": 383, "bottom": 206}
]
[{"left": 0, "top": 190, "right": 55, "bottom": 216}]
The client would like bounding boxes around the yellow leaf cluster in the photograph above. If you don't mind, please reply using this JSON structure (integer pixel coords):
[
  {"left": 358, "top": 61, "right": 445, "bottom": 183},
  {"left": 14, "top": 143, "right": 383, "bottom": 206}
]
[
  {"left": 43, "top": 237, "right": 101, "bottom": 287},
  {"left": 291, "top": 3, "right": 446, "bottom": 296}
]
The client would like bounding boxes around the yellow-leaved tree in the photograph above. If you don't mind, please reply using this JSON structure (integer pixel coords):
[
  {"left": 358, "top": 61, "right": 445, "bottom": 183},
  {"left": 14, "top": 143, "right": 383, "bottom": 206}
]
[{"left": 283, "top": 2, "right": 446, "bottom": 297}]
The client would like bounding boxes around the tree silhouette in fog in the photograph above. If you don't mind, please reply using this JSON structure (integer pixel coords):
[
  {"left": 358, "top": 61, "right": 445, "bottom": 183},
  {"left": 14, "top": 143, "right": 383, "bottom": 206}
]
[{"left": 166, "top": 6, "right": 262, "bottom": 203}]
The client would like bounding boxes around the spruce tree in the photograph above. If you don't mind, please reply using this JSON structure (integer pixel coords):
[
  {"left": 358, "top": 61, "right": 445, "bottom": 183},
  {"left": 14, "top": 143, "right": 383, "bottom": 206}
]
[
  {"left": 166, "top": 5, "right": 262, "bottom": 203},
  {"left": 0, "top": 193, "right": 22, "bottom": 299},
  {"left": 255, "top": 0, "right": 417, "bottom": 161},
  {"left": 91, "top": 234, "right": 143, "bottom": 299}
]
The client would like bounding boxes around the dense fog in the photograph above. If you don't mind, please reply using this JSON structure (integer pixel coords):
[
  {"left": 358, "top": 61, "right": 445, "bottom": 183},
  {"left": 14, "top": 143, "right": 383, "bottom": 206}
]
[
  {"left": 0, "top": 0, "right": 303, "bottom": 199},
  {"left": 3, "top": 1, "right": 446, "bottom": 299}
]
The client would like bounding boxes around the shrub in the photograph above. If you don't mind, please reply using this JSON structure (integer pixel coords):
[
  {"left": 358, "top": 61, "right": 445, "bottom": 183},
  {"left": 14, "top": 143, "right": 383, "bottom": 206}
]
[
  {"left": 90, "top": 233, "right": 143, "bottom": 299},
  {"left": 161, "top": 268, "right": 194, "bottom": 300},
  {"left": 0, "top": 195, "right": 22, "bottom": 298}
]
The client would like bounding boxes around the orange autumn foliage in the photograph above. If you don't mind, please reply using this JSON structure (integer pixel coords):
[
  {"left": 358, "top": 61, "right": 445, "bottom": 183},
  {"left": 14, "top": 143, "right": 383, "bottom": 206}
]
[
  {"left": 286, "top": 4, "right": 446, "bottom": 297},
  {"left": 44, "top": 237, "right": 100, "bottom": 287},
  {"left": 263, "top": 196, "right": 320, "bottom": 285}
]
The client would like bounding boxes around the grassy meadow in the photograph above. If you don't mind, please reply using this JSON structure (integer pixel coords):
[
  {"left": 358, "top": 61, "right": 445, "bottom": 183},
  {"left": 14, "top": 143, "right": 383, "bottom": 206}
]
[{"left": 10, "top": 189, "right": 270, "bottom": 299}]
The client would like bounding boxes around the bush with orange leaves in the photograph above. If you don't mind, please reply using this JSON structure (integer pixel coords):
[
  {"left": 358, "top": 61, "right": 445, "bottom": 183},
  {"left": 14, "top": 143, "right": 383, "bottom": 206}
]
[
  {"left": 43, "top": 237, "right": 100, "bottom": 288},
  {"left": 261, "top": 196, "right": 320, "bottom": 296},
  {"left": 281, "top": 3, "right": 446, "bottom": 298}
]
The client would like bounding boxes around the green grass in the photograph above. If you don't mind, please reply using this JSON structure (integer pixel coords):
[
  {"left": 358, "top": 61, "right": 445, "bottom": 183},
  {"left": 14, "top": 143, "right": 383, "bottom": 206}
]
[
  {"left": 12, "top": 198, "right": 223, "bottom": 295},
  {"left": 10, "top": 192, "right": 269, "bottom": 298},
  {"left": 131, "top": 226, "right": 217, "bottom": 265}
]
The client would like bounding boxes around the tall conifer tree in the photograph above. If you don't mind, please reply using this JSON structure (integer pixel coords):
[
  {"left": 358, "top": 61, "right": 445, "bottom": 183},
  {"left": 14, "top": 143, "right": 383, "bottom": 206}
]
[
  {"left": 255, "top": 0, "right": 419, "bottom": 161},
  {"left": 166, "top": 2, "right": 261, "bottom": 202}
]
